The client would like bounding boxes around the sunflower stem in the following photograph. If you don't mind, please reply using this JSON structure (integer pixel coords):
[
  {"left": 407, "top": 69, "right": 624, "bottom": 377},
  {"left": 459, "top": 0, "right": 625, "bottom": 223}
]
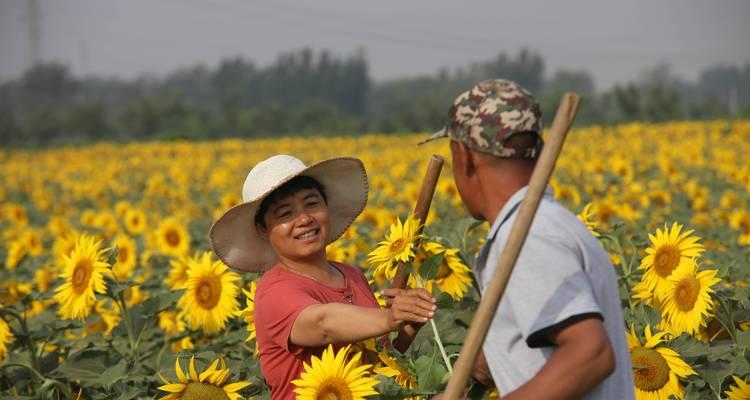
[
  {"left": 1, "top": 362, "right": 45, "bottom": 382},
  {"left": 609, "top": 235, "right": 636, "bottom": 309},
  {"left": 1, "top": 307, "right": 41, "bottom": 373},
  {"left": 116, "top": 292, "right": 138, "bottom": 357},
  {"left": 413, "top": 275, "right": 453, "bottom": 374}
]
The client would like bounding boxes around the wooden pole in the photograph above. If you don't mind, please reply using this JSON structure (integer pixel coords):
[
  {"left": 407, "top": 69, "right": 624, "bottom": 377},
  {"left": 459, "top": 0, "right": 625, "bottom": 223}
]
[
  {"left": 441, "top": 93, "right": 582, "bottom": 399},
  {"left": 391, "top": 154, "right": 445, "bottom": 289}
]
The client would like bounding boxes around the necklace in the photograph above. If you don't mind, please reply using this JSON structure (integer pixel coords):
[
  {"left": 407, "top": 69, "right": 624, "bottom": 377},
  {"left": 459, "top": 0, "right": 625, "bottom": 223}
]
[{"left": 279, "top": 262, "right": 352, "bottom": 303}]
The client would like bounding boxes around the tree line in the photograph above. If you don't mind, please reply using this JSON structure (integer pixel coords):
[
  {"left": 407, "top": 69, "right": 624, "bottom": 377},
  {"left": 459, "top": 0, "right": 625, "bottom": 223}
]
[{"left": 1, "top": 48, "right": 749, "bottom": 146}]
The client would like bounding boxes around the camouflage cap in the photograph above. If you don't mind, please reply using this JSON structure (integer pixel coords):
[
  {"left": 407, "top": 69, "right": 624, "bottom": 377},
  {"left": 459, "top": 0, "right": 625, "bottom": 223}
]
[{"left": 420, "top": 79, "right": 543, "bottom": 158}]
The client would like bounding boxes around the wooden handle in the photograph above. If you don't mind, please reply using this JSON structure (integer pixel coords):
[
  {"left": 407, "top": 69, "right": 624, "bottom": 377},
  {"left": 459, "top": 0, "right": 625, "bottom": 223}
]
[
  {"left": 391, "top": 154, "right": 445, "bottom": 289},
  {"left": 442, "top": 93, "right": 582, "bottom": 398}
]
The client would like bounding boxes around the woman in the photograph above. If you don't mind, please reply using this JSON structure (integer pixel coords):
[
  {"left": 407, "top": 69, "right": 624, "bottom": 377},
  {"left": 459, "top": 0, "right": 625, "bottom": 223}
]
[{"left": 210, "top": 155, "right": 436, "bottom": 400}]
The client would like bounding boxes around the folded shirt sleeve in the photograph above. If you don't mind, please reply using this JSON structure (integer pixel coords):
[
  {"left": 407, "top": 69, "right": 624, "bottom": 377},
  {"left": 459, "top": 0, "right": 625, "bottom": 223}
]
[
  {"left": 255, "top": 279, "right": 321, "bottom": 354},
  {"left": 505, "top": 231, "right": 603, "bottom": 348}
]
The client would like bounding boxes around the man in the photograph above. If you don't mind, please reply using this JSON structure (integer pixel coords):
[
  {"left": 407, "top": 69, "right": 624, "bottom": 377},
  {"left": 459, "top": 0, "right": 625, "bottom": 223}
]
[{"left": 422, "top": 79, "right": 634, "bottom": 399}]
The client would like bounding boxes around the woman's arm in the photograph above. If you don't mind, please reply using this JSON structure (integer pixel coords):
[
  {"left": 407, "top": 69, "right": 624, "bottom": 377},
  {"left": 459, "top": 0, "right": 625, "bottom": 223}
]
[{"left": 290, "top": 289, "right": 436, "bottom": 347}]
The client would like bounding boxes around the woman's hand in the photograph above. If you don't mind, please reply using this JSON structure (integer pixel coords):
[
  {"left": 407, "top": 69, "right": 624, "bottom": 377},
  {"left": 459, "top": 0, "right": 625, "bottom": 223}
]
[{"left": 381, "top": 288, "right": 436, "bottom": 327}]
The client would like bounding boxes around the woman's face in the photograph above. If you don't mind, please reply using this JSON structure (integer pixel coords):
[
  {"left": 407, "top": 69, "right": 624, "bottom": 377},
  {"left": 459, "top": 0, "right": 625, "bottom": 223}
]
[{"left": 259, "top": 188, "right": 330, "bottom": 262}]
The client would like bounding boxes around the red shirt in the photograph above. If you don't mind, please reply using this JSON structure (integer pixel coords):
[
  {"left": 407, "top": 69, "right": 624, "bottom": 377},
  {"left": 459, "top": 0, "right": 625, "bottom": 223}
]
[{"left": 254, "top": 261, "right": 380, "bottom": 400}]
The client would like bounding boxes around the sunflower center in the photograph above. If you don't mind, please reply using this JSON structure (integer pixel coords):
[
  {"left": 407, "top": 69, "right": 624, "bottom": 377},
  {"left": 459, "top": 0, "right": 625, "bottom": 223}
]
[
  {"left": 165, "top": 229, "right": 181, "bottom": 247},
  {"left": 435, "top": 264, "right": 451, "bottom": 280},
  {"left": 195, "top": 277, "right": 221, "bottom": 309},
  {"left": 631, "top": 347, "right": 670, "bottom": 391},
  {"left": 316, "top": 377, "right": 353, "bottom": 400},
  {"left": 183, "top": 382, "right": 229, "bottom": 400},
  {"left": 654, "top": 245, "right": 680, "bottom": 277},
  {"left": 72, "top": 260, "right": 92, "bottom": 294},
  {"left": 674, "top": 276, "right": 701, "bottom": 311},
  {"left": 117, "top": 246, "right": 129, "bottom": 263},
  {"left": 390, "top": 239, "right": 406, "bottom": 254}
]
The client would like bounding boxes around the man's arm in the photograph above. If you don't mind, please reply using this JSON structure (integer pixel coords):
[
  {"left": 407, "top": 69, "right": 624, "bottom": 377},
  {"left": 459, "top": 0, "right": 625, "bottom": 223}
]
[
  {"left": 501, "top": 318, "right": 615, "bottom": 400},
  {"left": 290, "top": 288, "right": 436, "bottom": 347}
]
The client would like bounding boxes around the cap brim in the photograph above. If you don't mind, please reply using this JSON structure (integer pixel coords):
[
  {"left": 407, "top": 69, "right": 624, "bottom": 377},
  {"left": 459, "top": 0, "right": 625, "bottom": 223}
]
[
  {"left": 417, "top": 128, "right": 448, "bottom": 145},
  {"left": 209, "top": 157, "right": 368, "bottom": 273}
]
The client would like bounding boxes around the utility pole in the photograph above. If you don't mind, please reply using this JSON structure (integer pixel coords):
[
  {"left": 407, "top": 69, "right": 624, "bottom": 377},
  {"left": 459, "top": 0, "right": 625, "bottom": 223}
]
[{"left": 28, "top": 0, "right": 42, "bottom": 67}]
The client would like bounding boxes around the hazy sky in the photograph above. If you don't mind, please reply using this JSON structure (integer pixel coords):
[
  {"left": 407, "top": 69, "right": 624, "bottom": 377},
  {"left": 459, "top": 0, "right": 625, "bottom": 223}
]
[{"left": 1, "top": 0, "right": 749, "bottom": 90}]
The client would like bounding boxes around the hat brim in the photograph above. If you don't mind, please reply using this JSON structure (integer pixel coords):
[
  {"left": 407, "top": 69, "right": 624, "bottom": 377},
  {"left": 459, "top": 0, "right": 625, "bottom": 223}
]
[
  {"left": 209, "top": 157, "right": 368, "bottom": 273},
  {"left": 417, "top": 128, "right": 448, "bottom": 145}
]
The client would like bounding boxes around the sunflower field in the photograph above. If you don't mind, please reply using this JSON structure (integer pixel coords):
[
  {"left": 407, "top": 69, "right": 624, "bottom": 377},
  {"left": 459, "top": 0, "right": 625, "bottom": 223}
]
[{"left": 1, "top": 120, "right": 750, "bottom": 399}]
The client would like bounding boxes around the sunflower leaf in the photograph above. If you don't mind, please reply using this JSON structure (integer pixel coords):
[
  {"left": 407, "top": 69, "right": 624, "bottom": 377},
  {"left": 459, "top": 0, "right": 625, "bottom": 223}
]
[
  {"left": 414, "top": 353, "right": 447, "bottom": 392},
  {"left": 419, "top": 252, "right": 445, "bottom": 281},
  {"left": 737, "top": 329, "right": 750, "bottom": 349},
  {"left": 97, "top": 359, "right": 129, "bottom": 389}
]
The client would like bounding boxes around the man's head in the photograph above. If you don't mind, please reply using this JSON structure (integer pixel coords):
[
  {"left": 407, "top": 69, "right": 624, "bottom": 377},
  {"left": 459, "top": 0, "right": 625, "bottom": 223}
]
[
  {"left": 422, "top": 79, "right": 543, "bottom": 158},
  {"left": 426, "top": 79, "right": 543, "bottom": 220}
]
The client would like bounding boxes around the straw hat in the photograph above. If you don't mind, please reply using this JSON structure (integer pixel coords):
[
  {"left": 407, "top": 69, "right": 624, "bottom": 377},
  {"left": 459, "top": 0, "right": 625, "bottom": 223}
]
[{"left": 209, "top": 155, "right": 368, "bottom": 272}]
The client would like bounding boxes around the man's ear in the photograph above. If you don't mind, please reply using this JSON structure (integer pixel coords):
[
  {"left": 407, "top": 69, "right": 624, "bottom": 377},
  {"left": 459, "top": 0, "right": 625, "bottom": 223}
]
[{"left": 453, "top": 140, "right": 476, "bottom": 177}]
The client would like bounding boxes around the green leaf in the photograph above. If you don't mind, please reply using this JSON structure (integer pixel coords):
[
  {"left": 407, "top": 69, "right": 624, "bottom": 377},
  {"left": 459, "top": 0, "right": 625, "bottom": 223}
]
[
  {"left": 142, "top": 289, "right": 184, "bottom": 315},
  {"left": 55, "top": 349, "right": 117, "bottom": 385},
  {"left": 737, "top": 330, "right": 750, "bottom": 349},
  {"left": 434, "top": 292, "right": 454, "bottom": 310},
  {"left": 97, "top": 359, "right": 129, "bottom": 389},
  {"left": 414, "top": 353, "right": 447, "bottom": 392},
  {"left": 419, "top": 252, "right": 445, "bottom": 281},
  {"left": 375, "top": 375, "right": 413, "bottom": 400}
]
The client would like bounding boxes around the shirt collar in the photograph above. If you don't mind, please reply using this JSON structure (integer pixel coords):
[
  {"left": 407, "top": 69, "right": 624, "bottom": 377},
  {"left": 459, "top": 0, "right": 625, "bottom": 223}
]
[{"left": 485, "top": 185, "right": 554, "bottom": 242}]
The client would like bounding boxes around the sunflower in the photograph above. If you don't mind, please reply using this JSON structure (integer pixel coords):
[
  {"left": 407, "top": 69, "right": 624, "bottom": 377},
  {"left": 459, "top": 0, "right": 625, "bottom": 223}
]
[
  {"left": 5, "top": 240, "right": 26, "bottom": 270},
  {"left": 158, "top": 311, "right": 194, "bottom": 352},
  {"left": 368, "top": 213, "right": 422, "bottom": 280},
  {"left": 21, "top": 229, "right": 44, "bottom": 256},
  {"left": 84, "top": 300, "right": 121, "bottom": 336},
  {"left": 177, "top": 252, "right": 240, "bottom": 334},
  {"left": 292, "top": 344, "right": 379, "bottom": 400},
  {"left": 374, "top": 351, "right": 417, "bottom": 392},
  {"left": 155, "top": 217, "right": 191, "bottom": 257},
  {"left": 639, "top": 223, "right": 705, "bottom": 300},
  {"left": 53, "top": 234, "right": 112, "bottom": 320},
  {"left": 660, "top": 260, "right": 720, "bottom": 337},
  {"left": 158, "top": 356, "right": 251, "bottom": 400},
  {"left": 412, "top": 241, "right": 472, "bottom": 301},
  {"left": 627, "top": 324, "right": 695, "bottom": 400},
  {"left": 165, "top": 253, "right": 194, "bottom": 289},
  {"left": 724, "top": 375, "right": 750, "bottom": 400},
  {"left": 0, "top": 314, "right": 14, "bottom": 362},
  {"left": 111, "top": 234, "right": 137, "bottom": 281},
  {"left": 53, "top": 230, "right": 79, "bottom": 266},
  {"left": 576, "top": 203, "right": 600, "bottom": 238},
  {"left": 124, "top": 208, "right": 147, "bottom": 235},
  {"left": 234, "top": 282, "right": 259, "bottom": 356}
]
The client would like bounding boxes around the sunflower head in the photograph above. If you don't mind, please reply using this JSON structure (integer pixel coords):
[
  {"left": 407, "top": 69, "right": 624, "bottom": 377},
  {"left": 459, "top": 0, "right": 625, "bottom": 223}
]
[
  {"left": 660, "top": 260, "right": 720, "bottom": 337},
  {"left": 293, "top": 344, "right": 379, "bottom": 400},
  {"left": 640, "top": 222, "right": 705, "bottom": 300},
  {"left": 53, "top": 234, "right": 112, "bottom": 320},
  {"left": 177, "top": 252, "right": 240, "bottom": 334},
  {"left": 158, "top": 356, "right": 251, "bottom": 400},
  {"left": 156, "top": 218, "right": 191, "bottom": 257},
  {"left": 367, "top": 213, "right": 423, "bottom": 280},
  {"left": 627, "top": 324, "right": 696, "bottom": 399}
]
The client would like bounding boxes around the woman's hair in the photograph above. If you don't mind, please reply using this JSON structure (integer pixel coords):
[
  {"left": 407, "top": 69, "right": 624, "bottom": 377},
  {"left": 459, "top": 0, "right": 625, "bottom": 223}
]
[{"left": 254, "top": 175, "right": 327, "bottom": 228}]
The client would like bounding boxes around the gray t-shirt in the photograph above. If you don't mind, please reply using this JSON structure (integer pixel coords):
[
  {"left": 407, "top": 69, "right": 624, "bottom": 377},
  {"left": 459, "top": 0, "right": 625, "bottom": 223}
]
[{"left": 474, "top": 186, "right": 634, "bottom": 399}]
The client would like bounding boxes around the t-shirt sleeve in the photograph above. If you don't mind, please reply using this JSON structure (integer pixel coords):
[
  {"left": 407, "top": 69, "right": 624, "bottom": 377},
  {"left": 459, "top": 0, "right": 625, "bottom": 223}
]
[
  {"left": 255, "top": 278, "right": 321, "bottom": 354},
  {"left": 506, "top": 231, "right": 603, "bottom": 348}
]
